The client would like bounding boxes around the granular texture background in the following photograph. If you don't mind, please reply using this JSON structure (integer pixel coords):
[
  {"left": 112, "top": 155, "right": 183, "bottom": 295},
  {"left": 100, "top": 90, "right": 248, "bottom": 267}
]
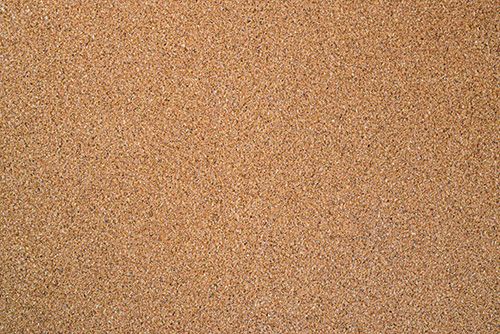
[{"left": 1, "top": 1, "right": 498, "bottom": 333}]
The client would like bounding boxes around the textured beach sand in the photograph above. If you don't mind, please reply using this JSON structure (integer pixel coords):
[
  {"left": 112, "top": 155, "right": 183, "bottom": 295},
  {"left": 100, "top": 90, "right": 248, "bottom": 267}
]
[{"left": 1, "top": 1, "right": 498, "bottom": 333}]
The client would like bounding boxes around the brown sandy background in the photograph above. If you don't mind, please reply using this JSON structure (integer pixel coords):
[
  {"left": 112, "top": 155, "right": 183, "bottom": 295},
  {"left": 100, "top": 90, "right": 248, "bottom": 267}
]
[{"left": 1, "top": 1, "right": 498, "bottom": 333}]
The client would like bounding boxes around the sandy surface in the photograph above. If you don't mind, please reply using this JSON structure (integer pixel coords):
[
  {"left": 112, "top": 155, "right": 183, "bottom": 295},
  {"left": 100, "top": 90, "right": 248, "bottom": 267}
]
[{"left": 1, "top": 1, "right": 498, "bottom": 333}]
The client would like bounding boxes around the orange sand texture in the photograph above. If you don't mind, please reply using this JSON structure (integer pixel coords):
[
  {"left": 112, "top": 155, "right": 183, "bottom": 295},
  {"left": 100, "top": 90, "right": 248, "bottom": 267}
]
[{"left": 1, "top": 1, "right": 498, "bottom": 333}]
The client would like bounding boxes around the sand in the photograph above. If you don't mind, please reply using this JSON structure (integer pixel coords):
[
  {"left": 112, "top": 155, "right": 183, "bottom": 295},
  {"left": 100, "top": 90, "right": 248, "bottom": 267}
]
[{"left": 1, "top": 1, "right": 498, "bottom": 333}]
